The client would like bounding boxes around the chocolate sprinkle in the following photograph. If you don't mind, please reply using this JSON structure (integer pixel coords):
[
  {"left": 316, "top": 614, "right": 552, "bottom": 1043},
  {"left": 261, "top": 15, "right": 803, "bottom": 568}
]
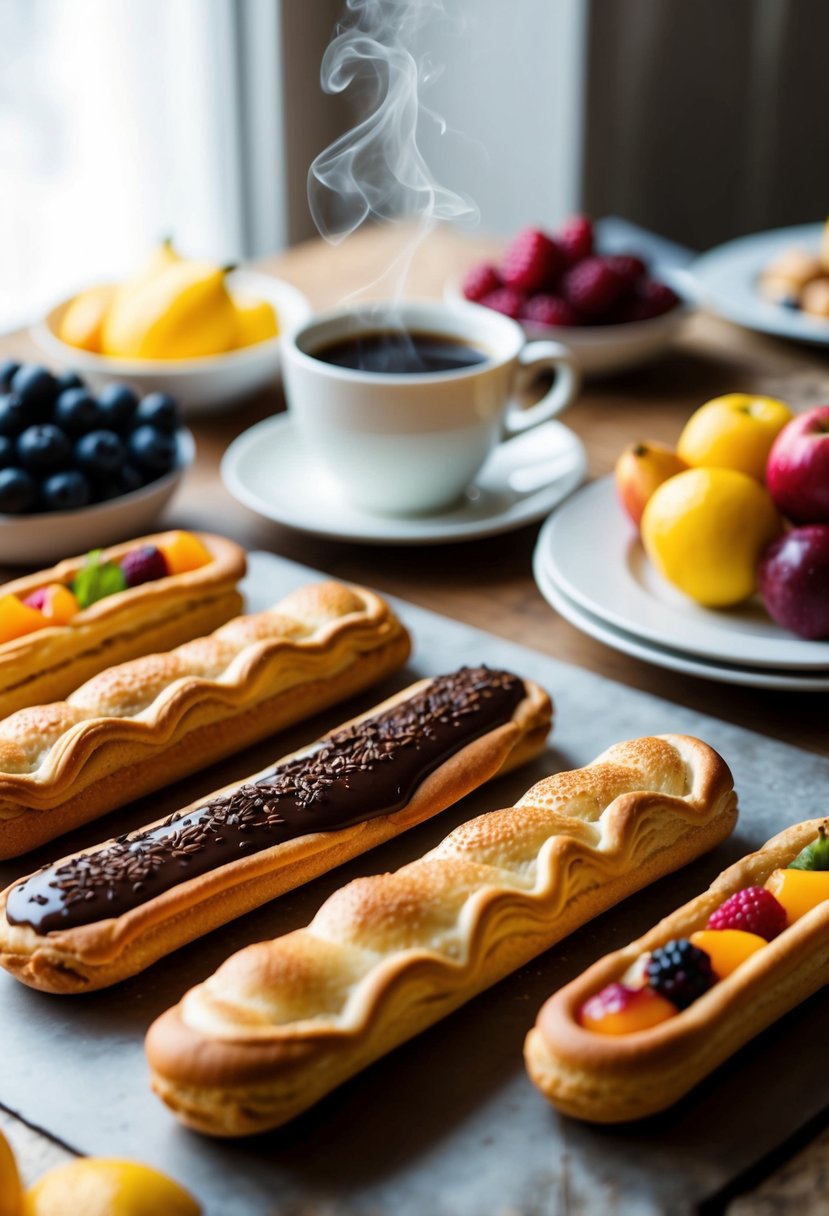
[{"left": 7, "top": 667, "right": 526, "bottom": 934}]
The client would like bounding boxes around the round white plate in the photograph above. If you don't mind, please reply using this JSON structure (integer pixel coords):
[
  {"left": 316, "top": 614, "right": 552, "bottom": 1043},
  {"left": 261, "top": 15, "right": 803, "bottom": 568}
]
[
  {"left": 534, "top": 476, "right": 829, "bottom": 671},
  {"left": 691, "top": 222, "right": 829, "bottom": 345},
  {"left": 533, "top": 553, "right": 829, "bottom": 692},
  {"left": 221, "top": 413, "right": 586, "bottom": 545}
]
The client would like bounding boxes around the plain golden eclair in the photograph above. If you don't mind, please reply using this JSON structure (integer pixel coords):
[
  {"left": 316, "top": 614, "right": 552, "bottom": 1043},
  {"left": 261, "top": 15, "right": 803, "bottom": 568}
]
[
  {"left": 144, "top": 733, "right": 736, "bottom": 1137},
  {"left": 525, "top": 818, "right": 829, "bottom": 1124},
  {"left": 0, "top": 578, "right": 411, "bottom": 858},
  {"left": 0, "top": 666, "right": 552, "bottom": 993},
  {"left": 0, "top": 531, "right": 246, "bottom": 717}
]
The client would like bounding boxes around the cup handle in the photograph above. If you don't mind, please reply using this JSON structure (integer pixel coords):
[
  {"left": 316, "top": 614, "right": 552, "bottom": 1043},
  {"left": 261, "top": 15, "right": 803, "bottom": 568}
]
[{"left": 503, "top": 340, "right": 581, "bottom": 436}]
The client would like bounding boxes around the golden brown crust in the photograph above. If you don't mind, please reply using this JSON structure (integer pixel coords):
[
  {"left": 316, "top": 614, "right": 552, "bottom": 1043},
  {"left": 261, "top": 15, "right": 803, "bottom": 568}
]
[
  {"left": 0, "top": 579, "right": 411, "bottom": 857},
  {"left": 144, "top": 733, "right": 737, "bottom": 1137},
  {"left": 0, "top": 532, "right": 246, "bottom": 717},
  {"left": 525, "top": 818, "right": 829, "bottom": 1123},
  {"left": 0, "top": 674, "right": 551, "bottom": 994}
]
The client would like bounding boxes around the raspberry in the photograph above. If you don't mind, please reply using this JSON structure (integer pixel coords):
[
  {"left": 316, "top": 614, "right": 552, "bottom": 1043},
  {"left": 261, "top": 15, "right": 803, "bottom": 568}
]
[
  {"left": 605, "top": 254, "right": 647, "bottom": 288},
  {"left": 707, "top": 886, "right": 787, "bottom": 940},
  {"left": 119, "top": 544, "right": 169, "bottom": 588},
  {"left": 462, "top": 262, "right": 501, "bottom": 303},
  {"left": 636, "top": 279, "right": 680, "bottom": 319},
  {"left": 480, "top": 287, "right": 526, "bottom": 320},
  {"left": 501, "top": 228, "right": 563, "bottom": 293},
  {"left": 558, "top": 214, "right": 594, "bottom": 265},
  {"left": 646, "top": 938, "right": 715, "bottom": 1009},
  {"left": 563, "top": 256, "right": 624, "bottom": 319},
  {"left": 521, "top": 294, "right": 581, "bottom": 327}
]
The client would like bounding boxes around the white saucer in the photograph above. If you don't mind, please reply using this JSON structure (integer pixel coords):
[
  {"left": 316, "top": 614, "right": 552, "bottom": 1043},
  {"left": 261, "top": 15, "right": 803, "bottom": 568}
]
[
  {"left": 534, "top": 476, "right": 829, "bottom": 671},
  {"left": 221, "top": 414, "right": 587, "bottom": 545},
  {"left": 533, "top": 553, "right": 829, "bottom": 692},
  {"left": 691, "top": 222, "right": 829, "bottom": 346}
]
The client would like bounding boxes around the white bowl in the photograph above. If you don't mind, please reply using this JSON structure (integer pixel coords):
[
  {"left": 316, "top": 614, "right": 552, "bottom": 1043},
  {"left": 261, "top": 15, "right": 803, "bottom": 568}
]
[
  {"left": 0, "top": 429, "right": 194, "bottom": 566},
  {"left": 444, "top": 276, "right": 692, "bottom": 378},
  {"left": 31, "top": 270, "right": 312, "bottom": 416}
]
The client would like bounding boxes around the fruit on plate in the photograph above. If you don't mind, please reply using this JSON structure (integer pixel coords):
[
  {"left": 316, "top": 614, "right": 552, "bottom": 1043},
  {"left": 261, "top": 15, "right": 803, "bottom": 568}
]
[
  {"left": 758, "top": 220, "right": 829, "bottom": 319},
  {"left": 766, "top": 405, "right": 829, "bottom": 523},
  {"left": 463, "top": 216, "right": 680, "bottom": 328},
  {"left": 641, "top": 467, "right": 782, "bottom": 606},
  {"left": 757, "top": 525, "right": 829, "bottom": 640},
  {"left": 23, "top": 1158, "right": 200, "bottom": 1216},
  {"left": 614, "top": 441, "right": 687, "bottom": 527},
  {"left": 58, "top": 285, "right": 117, "bottom": 355},
  {"left": 102, "top": 261, "right": 238, "bottom": 360},
  {"left": 58, "top": 238, "right": 278, "bottom": 360},
  {"left": 0, "top": 1128, "right": 21, "bottom": 1216},
  {"left": 232, "top": 293, "right": 280, "bottom": 346},
  {"left": 676, "top": 393, "right": 793, "bottom": 482},
  {"left": 0, "top": 363, "right": 183, "bottom": 514}
]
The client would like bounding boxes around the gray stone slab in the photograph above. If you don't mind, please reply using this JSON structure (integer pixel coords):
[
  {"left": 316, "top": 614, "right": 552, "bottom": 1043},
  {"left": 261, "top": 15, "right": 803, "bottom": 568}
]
[{"left": 0, "top": 551, "right": 826, "bottom": 1216}]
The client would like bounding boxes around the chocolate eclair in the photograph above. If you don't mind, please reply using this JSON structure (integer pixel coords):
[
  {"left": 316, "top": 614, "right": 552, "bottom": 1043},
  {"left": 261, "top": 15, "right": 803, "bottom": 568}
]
[{"left": 0, "top": 667, "right": 552, "bottom": 993}]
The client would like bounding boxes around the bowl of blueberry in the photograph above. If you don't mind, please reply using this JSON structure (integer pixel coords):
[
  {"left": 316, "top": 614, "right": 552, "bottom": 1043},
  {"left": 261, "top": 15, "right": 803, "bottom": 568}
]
[
  {"left": 447, "top": 216, "right": 691, "bottom": 378},
  {"left": 0, "top": 360, "right": 194, "bottom": 565}
]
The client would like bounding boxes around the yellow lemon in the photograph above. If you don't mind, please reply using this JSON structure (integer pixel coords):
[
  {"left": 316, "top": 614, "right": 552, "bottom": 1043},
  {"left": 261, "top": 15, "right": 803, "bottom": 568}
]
[
  {"left": 24, "top": 1159, "right": 200, "bottom": 1216},
  {"left": 0, "top": 1128, "right": 22, "bottom": 1216},
  {"left": 676, "top": 394, "right": 793, "bottom": 481},
  {"left": 641, "top": 467, "right": 782, "bottom": 606}
]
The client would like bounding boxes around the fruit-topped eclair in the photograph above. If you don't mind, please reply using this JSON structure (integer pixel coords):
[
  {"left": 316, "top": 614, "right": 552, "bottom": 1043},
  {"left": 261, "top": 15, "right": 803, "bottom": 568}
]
[
  {"left": 0, "top": 531, "right": 246, "bottom": 716},
  {"left": 0, "top": 666, "right": 552, "bottom": 993},
  {"left": 525, "top": 818, "right": 829, "bottom": 1123}
]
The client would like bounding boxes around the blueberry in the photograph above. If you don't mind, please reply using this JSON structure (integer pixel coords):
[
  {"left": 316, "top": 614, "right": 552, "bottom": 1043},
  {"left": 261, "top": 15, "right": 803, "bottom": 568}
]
[
  {"left": 75, "top": 429, "right": 125, "bottom": 477},
  {"left": 134, "top": 391, "right": 180, "bottom": 433},
  {"left": 55, "top": 370, "right": 85, "bottom": 394},
  {"left": 40, "top": 469, "right": 92, "bottom": 512},
  {"left": 0, "top": 467, "right": 38, "bottom": 514},
  {"left": 54, "top": 388, "right": 101, "bottom": 436},
  {"left": 0, "top": 394, "right": 28, "bottom": 438},
  {"left": 16, "top": 424, "right": 71, "bottom": 474},
  {"left": 120, "top": 463, "right": 144, "bottom": 494},
  {"left": 10, "top": 365, "right": 59, "bottom": 414},
  {"left": 0, "top": 360, "right": 21, "bottom": 391},
  {"left": 97, "top": 383, "right": 139, "bottom": 433},
  {"left": 127, "top": 425, "right": 177, "bottom": 475},
  {"left": 0, "top": 437, "right": 13, "bottom": 469}
]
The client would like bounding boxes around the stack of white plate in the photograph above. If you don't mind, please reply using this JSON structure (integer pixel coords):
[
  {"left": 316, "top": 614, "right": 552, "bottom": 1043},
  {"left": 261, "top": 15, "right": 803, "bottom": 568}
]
[{"left": 533, "top": 477, "right": 829, "bottom": 691}]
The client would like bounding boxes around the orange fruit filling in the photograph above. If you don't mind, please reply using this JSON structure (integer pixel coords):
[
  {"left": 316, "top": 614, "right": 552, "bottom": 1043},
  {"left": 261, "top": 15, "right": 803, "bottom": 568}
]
[
  {"left": 157, "top": 531, "right": 211, "bottom": 575},
  {"left": 766, "top": 868, "right": 829, "bottom": 923},
  {"left": 0, "top": 594, "right": 46, "bottom": 645},
  {"left": 689, "top": 929, "right": 767, "bottom": 979}
]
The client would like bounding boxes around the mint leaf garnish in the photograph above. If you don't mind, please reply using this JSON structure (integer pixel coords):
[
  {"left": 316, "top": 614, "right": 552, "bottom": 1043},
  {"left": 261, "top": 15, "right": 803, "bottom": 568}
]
[{"left": 72, "top": 550, "right": 127, "bottom": 609}]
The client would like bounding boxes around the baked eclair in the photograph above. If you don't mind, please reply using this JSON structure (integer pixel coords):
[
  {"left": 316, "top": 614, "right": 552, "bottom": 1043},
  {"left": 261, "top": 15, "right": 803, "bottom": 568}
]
[
  {"left": 0, "top": 579, "right": 411, "bottom": 858},
  {"left": 0, "top": 666, "right": 552, "bottom": 993},
  {"left": 0, "top": 530, "right": 246, "bottom": 717},
  {"left": 525, "top": 818, "right": 829, "bottom": 1123},
  {"left": 145, "top": 734, "right": 736, "bottom": 1137}
]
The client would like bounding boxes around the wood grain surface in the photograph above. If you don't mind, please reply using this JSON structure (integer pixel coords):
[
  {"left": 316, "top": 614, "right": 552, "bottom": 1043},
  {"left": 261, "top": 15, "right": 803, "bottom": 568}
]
[{"left": 0, "top": 222, "right": 827, "bottom": 1210}]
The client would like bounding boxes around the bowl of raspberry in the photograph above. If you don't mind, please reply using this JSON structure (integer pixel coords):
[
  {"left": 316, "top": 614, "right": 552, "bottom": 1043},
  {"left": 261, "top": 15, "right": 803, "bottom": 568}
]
[{"left": 448, "top": 216, "right": 691, "bottom": 378}]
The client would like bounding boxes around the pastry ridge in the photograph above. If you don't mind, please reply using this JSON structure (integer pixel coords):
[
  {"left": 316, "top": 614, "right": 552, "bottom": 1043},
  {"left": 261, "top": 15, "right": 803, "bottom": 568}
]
[
  {"left": 525, "top": 817, "right": 829, "bottom": 1123},
  {"left": 144, "top": 733, "right": 737, "bottom": 1136},
  {"left": 0, "top": 532, "right": 246, "bottom": 717},
  {"left": 0, "top": 671, "right": 552, "bottom": 992},
  {"left": 0, "top": 578, "right": 411, "bottom": 856}
]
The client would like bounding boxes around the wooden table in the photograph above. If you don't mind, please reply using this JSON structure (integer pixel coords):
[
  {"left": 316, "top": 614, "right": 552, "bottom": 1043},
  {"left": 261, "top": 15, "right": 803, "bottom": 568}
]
[{"left": 1, "top": 224, "right": 828, "bottom": 1209}]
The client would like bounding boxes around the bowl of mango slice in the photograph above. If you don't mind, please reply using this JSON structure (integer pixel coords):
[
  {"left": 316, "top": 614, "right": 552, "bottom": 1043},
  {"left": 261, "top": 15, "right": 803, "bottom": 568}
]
[{"left": 32, "top": 239, "right": 311, "bottom": 416}]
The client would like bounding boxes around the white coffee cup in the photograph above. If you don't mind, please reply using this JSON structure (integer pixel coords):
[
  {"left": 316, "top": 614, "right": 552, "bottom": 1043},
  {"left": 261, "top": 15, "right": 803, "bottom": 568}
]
[{"left": 281, "top": 299, "right": 580, "bottom": 515}]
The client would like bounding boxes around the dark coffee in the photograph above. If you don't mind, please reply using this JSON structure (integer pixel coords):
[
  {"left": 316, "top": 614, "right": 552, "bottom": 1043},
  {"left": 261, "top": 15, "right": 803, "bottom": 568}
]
[{"left": 313, "top": 329, "right": 489, "bottom": 375}]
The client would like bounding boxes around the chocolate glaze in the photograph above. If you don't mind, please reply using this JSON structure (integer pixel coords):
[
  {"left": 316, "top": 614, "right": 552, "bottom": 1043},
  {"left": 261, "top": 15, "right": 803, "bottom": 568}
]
[{"left": 7, "top": 667, "right": 526, "bottom": 934}]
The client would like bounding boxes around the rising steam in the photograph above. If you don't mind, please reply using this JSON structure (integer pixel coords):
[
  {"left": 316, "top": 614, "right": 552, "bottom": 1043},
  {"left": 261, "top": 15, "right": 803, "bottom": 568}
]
[{"left": 308, "top": 0, "right": 477, "bottom": 293}]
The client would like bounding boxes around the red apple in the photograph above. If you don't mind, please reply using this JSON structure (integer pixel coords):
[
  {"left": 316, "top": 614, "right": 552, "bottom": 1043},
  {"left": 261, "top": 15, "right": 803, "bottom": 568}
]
[
  {"left": 766, "top": 406, "right": 829, "bottom": 523},
  {"left": 758, "top": 525, "right": 829, "bottom": 639}
]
